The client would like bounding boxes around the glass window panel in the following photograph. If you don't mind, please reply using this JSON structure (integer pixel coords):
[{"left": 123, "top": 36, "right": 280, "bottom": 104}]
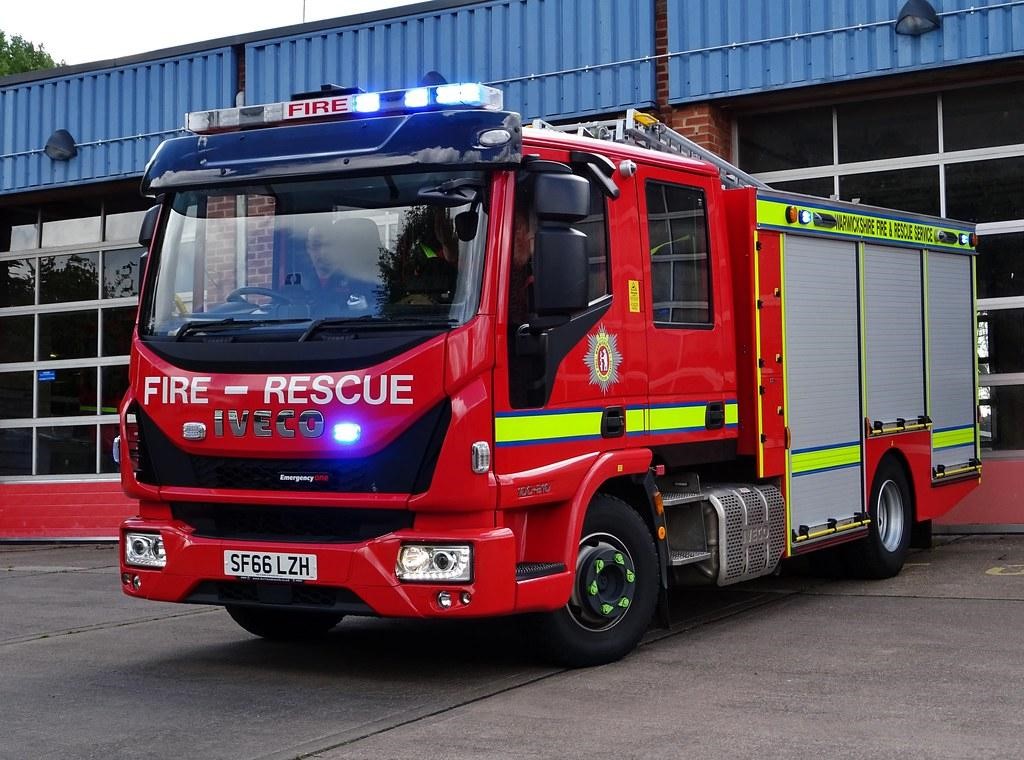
[
  {"left": 977, "top": 233, "right": 1024, "bottom": 299},
  {"left": 0, "top": 428, "right": 33, "bottom": 475},
  {"left": 944, "top": 82, "right": 1024, "bottom": 152},
  {"left": 646, "top": 181, "right": 711, "bottom": 325},
  {"left": 101, "top": 306, "right": 136, "bottom": 357},
  {"left": 39, "top": 252, "right": 99, "bottom": 304},
  {"left": 105, "top": 210, "right": 148, "bottom": 242},
  {"left": 41, "top": 215, "right": 101, "bottom": 248},
  {"left": 100, "top": 423, "right": 120, "bottom": 473},
  {"left": 37, "top": 367, "right": 97, "bottom": 418},
  {"left": 103, "top": 247, "right": 143, "bottom": 298},
  {"left": 36, "top": 424, "right": 97, "bottom": 475},
  {"left": 101, "top": 365, "right": 129, "bottom": 415},
  {"left": 0, "top": 258, "right": 36, "bottom": 307},
  {"left": 0, "top": 315, "right": 33, "bottom": 363},
  {"left": 38, "top": 310, "right": 98, "bottom": 360},
  {"left": 837, "top": 94, "right": 938, "bottom": 163},
  {"left": 737, "top": 106, "right": 833, "bottom": 174},
  {"left": 573, "top": 184, "right": 610, "bottom": 302},
  {"left": 839, "top": 167, "right": 940, "bottom": 216},
  {"left": 770, "top": 177, "right": 835, "bottom": 198},
  {"left": 979, "top": 385, "right": 1024, "bottom": 451},
  {"left": 945, "top": 157, "right": 1024, "bottom": 224},
  {"left": 978, "top": 310, "right": 1024, "bottom": 375},
  {"left": 1, "top": 207, "right": 38, "bottom": 252},
  {"left": 0, "top": 371, "right": 33, "bottom": 419}
]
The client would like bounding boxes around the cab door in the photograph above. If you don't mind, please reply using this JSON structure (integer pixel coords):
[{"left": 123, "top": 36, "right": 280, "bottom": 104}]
[{"left": 633, "top": 164, "right": 738, "bottom": 462}]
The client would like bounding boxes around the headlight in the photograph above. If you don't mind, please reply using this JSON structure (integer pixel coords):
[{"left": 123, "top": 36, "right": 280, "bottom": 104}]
[
  {"left": 396, "top": 544, "right": 472, "bottom": 582},
  {"left": 125, "top": 532, "right": 166, "bottom": 568}
]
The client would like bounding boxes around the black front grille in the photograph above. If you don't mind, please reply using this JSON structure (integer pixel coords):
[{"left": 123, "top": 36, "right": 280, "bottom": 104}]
[
  {"left": 172, "top": 502, "right": 412, "bottom": 543},
  {"left": 189, "top": 457, "right": 373, "bottom": 492},
  {"left": 187, "top": 581, "right": 373, "bottom": 614}
]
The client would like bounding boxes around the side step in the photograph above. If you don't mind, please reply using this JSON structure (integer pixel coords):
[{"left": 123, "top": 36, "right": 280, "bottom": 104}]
[
  {"left": 669, "top": 549, "right": 712, "bottom": 567},
  {"left": 515, "top": 562, "right": 566, "bottom": 581}
]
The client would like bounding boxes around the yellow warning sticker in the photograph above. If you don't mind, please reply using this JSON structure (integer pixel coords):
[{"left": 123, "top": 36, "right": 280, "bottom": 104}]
[{"left": 628, "top": 279, "right": 641, "bottom": 313}]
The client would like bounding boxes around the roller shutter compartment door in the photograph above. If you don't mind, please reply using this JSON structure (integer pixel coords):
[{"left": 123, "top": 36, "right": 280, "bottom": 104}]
[
  {"left": 864, "top": 245, "right": 925, "bottom": 425},
  {"left": 784, "top": 236, "right": 863, "bottom": 530},
  {"left": 927, "top": 252, "right": 976, "bottom": 471}
]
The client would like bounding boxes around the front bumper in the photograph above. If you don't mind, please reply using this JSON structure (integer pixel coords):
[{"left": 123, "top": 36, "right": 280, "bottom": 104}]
[{"left": 118, "top": 517, "right": 568, "bottom": 618}]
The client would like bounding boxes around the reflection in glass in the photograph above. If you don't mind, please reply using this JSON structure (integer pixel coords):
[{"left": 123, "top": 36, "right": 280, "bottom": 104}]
[
  {"left": 102, "top": 248, "right": 143, "bottom": 298},
  {"left": 40, "top": 215, "right": 101, "bottom": 248},
  {"left": 101, "top": 307, "right": 137, "bottom": 357},
  {"left": 0, "top": 316, "right": 33, "bottom": 363},
  {"left": 837, "top": 95, "right": 937, "bottom": 163},
  {"left": 945, "top": 157, "right": 1024, "bottom": 223},
  {"left": 100, "top": 423, "right": 120, "bottom": 473},
  {"left": 737, "top": 106, "right": 833, "bottom": 174},
  {"left": 839, "top": 167, "right": 940, "bottom": 216},
  {"left": 2, "top": 207, "right": 38, "bottom": 252},
  {"left": 38, "top": 310, "right": 98, "bottom": 360},
  {"left": 646, "top": 182, "right": 711, "bottom": 324},
  {"left": 0, "top": 258, "right": 35, "bottom": 307},
  {"left": 0, "top": 428, "right": 32, "bottom": 475},
  {"left": 105, "top": 211, "right": 148, "bottom": 242},
  {"left": 770, "top": 177, "right": 836, "bottom": 198},
  {"left": 39, "top": 252, "right": 98, "bottom": 303},
  {"left": 101, "top": 365, "right": 129, "bottom": 414},
  {"left": 978, "top": 310, "right": 1024, "bottom": 375},
  {"left": 944, "top": 82, "right": 1024, "bottom": 152},
  {"left": 977, "top": 233, "right": 1024, "bottom": 299},
  {"left": 0, "top": 371, "right": 33, "bottom": 419},
  {"left": 37, "top": 366, "right": 97, "bottom": 418},
  {"left": 979, "top": 385, "right": 1024, "bottom": 451},
  {"left": 36, "top": 425, "right": 97, "bottom": 475}
]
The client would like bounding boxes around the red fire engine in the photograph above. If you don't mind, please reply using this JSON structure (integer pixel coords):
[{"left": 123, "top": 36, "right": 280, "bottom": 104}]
[{"left": 117, "top": 83, "right": 980, "bottom": 665}]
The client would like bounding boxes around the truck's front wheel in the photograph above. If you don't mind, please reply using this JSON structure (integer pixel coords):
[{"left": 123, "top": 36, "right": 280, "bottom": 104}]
[
  {"left": 226, "top": 605, "right": 343, "bottom": 640},
  {"left": 532, "top": 494, "right": 658, "bottom": 667}
]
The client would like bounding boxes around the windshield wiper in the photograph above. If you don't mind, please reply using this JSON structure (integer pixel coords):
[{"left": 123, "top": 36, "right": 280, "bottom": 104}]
[
  {"left": 175, "top": 317, "right": 310, "bottom": 341},
  {"left": 298, "top": 315, "right": 457, "bottom": 342}
]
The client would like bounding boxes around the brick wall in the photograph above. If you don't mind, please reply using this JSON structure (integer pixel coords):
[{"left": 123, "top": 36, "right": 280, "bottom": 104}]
[
  {"left": 198, "top": 194, "right": 275, "bottom": 309},
  {"left": 653, "top": 0, "right": 733, "bottom": 161}
]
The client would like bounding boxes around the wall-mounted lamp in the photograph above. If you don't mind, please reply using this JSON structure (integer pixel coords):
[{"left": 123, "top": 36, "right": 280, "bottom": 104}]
[
  {"left": 895, "top": 0, "right": 941, "bottom": 36},
  {"left": 44, "top": 129, "right": 77, "bottom": 161}
]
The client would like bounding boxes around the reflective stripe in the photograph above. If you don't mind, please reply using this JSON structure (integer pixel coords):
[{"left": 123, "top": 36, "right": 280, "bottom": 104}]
[
  {"left": 933, "top": 425, "right": 975, "bottom": 451},
  {"left": 495, "top": 409, "right": 604, "bottom": 446},
  {"left": 496, "top": 400, "right": 739, "bottom": 446},
  {"left": 790, "top": 442, "right": 861, "bottom": 476},
  {"left": 756, "top": 197, "right": 975, "bottom": 253}
]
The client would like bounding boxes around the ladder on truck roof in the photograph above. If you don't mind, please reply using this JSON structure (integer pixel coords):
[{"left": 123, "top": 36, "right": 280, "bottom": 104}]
[{"left": 530, "top": 108, "right": 769, "bottom": 190}]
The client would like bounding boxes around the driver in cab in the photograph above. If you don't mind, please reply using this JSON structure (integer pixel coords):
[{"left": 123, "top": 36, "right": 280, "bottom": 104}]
[{"left": 305, "top": 217, "right": 381, "bottom": 313}]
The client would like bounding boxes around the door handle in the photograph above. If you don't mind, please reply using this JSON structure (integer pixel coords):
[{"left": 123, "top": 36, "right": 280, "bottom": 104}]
[
  {"left": 601, "top": 406, "right": 625, "bottom": 438},
  {"left": 706, "top": 402, "right": 725, "bottom": 430}
]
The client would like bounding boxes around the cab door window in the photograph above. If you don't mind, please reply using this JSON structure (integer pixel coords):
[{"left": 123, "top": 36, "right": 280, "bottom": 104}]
[{"left": 645, "top": 181, "right": 711, "bottom": 325}]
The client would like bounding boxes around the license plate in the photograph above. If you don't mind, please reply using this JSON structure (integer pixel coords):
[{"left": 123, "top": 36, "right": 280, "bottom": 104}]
[{"left": 223, "top": 550, "right": 317, "bottom": 581}]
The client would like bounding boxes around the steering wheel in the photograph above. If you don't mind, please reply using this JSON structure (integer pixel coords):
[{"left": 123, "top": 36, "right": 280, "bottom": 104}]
[{"left": 225, "top": 286, "right": 294, "bottom": 305}]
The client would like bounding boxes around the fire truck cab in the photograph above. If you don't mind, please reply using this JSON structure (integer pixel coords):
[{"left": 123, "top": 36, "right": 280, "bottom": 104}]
[{"left": 118, "top": 83, "right": 981, "bottom": 666}]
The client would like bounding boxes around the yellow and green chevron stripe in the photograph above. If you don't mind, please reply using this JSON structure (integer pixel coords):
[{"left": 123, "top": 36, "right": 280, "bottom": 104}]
[{"left": 790, "top": 440, "right": 861, "bottom": 477}]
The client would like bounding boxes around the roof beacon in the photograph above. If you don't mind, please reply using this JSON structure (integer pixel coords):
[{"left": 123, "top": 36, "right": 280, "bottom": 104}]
[{"left": 186, "top": 83, "right": 504, "bottom": 134}]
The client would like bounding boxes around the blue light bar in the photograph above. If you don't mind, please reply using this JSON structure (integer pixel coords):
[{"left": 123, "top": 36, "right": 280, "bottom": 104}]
[
  {"left": 404, "top": 88, "right": 430, "bottom": 109},
  {"left": 354, "top": 93, "right": 381, "bottom": 113},
  {"left": 333, "top": 422, "right": 362, "bottom": 444}
]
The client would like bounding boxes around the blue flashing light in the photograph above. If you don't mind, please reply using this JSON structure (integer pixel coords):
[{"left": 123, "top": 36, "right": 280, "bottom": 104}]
[
  {"left": 404, "top": 88, "right": 430, "bottom": 108},
  {"left": 436, "top": 83, "right": 485, "bottom": 106},
  {"left": 354, "top": 93, "right": 381, "bottom": 113},
  {"left": 798, "top": 209, "right": 813, "bottom": 225},
  {"left": 333, "top": 422, "right": 362, "bottom": 444}
]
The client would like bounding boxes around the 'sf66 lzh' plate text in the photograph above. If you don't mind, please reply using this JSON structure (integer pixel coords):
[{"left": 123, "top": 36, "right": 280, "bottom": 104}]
[{"left": 223, "top": 551, "right": 317, "bottom": 581}]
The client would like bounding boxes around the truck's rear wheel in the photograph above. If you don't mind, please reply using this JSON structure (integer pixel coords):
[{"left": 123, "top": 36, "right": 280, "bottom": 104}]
[
  {"left": 844, "top": 457, "right": 912, "bottom": 579},
  {"left": 225, "top": 605, "right": 343, "bottom": 640},
  {"left": 532, "top": 494, "right": 658, "bottom": 667}
]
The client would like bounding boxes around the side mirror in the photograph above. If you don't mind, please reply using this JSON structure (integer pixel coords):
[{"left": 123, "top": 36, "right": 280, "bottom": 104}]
[
  {"left": 138, "top": 205, "right": 161, "bottom": 248},
  {"left": 532, "top": 226, "right": 589, "bottom": 316},
  {"left": 532, "top": 173, "right": 590, "bottom": 222}
]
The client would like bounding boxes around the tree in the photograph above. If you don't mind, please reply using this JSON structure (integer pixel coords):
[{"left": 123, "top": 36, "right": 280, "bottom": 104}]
[{"left": 0, "top": 31, "right": 60, "bottom": 77}]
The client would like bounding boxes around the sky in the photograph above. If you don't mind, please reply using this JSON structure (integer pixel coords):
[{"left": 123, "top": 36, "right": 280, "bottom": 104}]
[{"left": 2, "top": 0, "right": 418, "bottom": 66}]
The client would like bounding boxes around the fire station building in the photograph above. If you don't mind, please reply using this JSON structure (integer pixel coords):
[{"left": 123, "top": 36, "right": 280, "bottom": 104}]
[{"left": 1, "top": 0, "right": 1021, "bottom": 538}]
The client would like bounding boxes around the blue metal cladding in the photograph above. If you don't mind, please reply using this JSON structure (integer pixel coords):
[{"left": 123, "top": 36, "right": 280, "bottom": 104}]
[
  {"left": 0, "top": 49, "right": 236, "bottom": 195},
  {"left": 245, "top": 0, "right": 655, "bottom": 122},
  {"left": 667, "top": 0, "right": 1024, "bottom": 102}
]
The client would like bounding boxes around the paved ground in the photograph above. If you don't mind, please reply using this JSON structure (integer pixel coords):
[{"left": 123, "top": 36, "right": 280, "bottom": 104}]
[{"left": 1, "top": 536, "right": 1022, "bottom": 760}]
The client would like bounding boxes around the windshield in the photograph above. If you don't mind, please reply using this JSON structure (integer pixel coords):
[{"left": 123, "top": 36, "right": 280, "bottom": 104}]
[{"left": 141, "top": 171, "right": 489, "bottom": 339}]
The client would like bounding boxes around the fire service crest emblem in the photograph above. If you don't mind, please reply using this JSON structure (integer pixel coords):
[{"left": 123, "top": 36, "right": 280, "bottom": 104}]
[{"left": 585, "top": 325, "right": 622, "bottom": 394}]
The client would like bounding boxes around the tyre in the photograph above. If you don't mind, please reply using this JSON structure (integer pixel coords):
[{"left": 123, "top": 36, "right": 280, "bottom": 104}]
[
  {"left": 225, "top": 605, "right": 343, "bottom": 640},
  {"left": 844, "top": 457, "right": 912, "bottom": 579},
  {"left": 531, "top": 494, "right": 659, "bottom": 667}
]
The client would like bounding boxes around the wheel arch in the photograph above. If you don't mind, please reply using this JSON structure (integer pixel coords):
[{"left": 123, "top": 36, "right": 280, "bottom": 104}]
[{"left": 871, "top": 447, "right": 918, "bottom": 523}]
